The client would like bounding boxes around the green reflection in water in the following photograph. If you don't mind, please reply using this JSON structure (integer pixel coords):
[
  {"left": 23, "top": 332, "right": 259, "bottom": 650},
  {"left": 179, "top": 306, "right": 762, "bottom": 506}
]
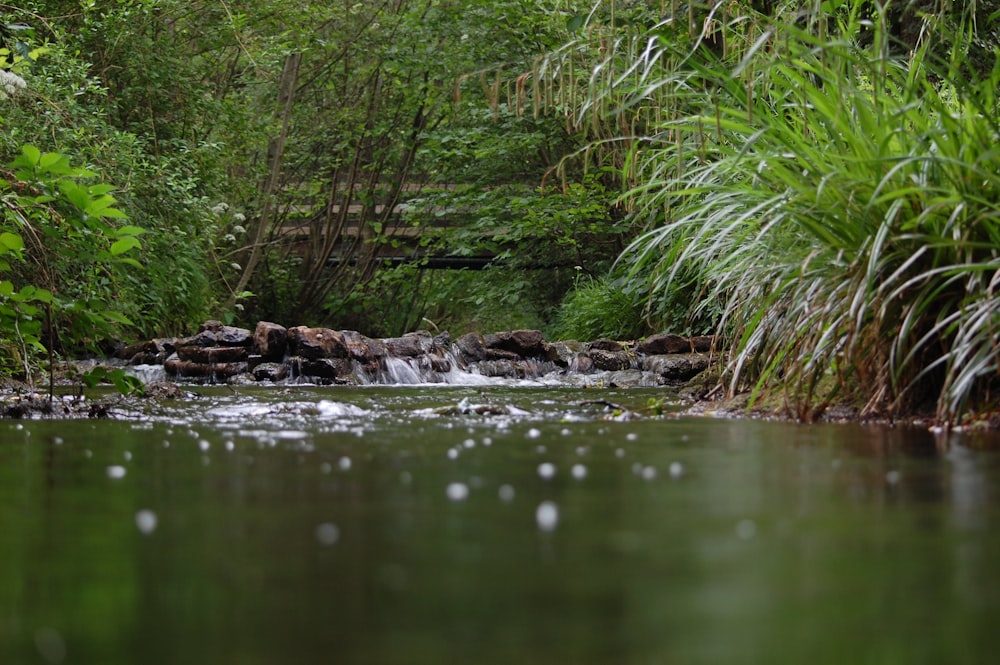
[{"left": 1, "top": 386, "right": 999, "bottom": 664}]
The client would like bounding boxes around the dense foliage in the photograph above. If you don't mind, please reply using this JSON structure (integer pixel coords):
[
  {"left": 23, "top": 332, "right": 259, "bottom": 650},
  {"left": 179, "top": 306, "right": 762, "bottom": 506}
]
[{"left": 545, "top": 0, "right": 999, "bottom": 422}]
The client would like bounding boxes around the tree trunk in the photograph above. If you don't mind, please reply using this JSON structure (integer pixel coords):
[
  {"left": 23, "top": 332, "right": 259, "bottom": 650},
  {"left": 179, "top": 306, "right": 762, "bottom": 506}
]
[{"left": 226, "top": 51, "right": 301, "bottom": 311}]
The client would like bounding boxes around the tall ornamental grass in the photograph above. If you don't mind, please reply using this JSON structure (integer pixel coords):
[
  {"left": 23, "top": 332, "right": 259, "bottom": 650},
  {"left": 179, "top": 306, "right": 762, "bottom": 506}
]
[{"left": 622, "top": 3, "right": 1000, "bottom": 424}]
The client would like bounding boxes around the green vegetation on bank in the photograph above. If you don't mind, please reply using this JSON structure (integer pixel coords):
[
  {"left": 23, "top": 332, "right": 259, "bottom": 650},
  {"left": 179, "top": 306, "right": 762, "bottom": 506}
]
[{"left": 1, "top": 1, "right": 998, "bottom": 423}]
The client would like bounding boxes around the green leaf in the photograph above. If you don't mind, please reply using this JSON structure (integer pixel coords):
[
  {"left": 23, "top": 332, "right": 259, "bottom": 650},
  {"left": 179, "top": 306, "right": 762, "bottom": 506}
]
[
  {"left": 57, "top": 180, "right": 92, "bottom": 213},
  {"left": 0, "top": 231, "right": 24, "bottom": 253},
  {"left": 19, "top": 144, "right": 41, "bottom": 166},
  {"left": 110, "top": 236, "right": 142, "bottom": 255},
  {"left": 38, "top": 151, "right": 73, "bottom": 175},
  {"left": 116, "top": 257, "right": 144, "bottom": 269}
]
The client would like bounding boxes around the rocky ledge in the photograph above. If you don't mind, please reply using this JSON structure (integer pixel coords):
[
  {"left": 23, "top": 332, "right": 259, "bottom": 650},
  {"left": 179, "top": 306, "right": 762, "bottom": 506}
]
[{"left": 114, "top": 320, "right": 719, "bottom": 388}]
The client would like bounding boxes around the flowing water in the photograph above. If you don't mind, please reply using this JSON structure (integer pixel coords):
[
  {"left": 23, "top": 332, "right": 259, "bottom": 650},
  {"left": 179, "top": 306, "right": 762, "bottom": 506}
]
[{"left": 2, "top": 384, "right": 999, "bottom": 664}]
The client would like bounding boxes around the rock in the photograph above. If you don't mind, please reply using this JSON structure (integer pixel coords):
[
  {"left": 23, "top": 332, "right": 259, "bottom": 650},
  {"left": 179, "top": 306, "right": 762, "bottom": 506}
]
[
  {"left": 384, "top": 331, "right": 435, "bottom": 357},
  {"left": 227, "top": 373, "right": 258, "bottom": 386},
  {"left": 252, "top": 362, "right": 289, "bottom": 382},
  {"left": 295, "top": 357, "right": 354, "bottom": 380},
  {"left": 690, "top": 336, "right": 716, "bottom": 352},
  {"left": 605, "top": 370, "right": 657, "bottom": 388},
  {"left": 569, "top": 354, "right": 594, "bottom": 373},
  {"left": 341, "top": 330, "right": 387, "bottom": 362},
  {"left": 641, "top": 353, "right": 711, "bottom": 381},
  {"left": 587, "top": 339, "right": 627, "bottom": 352},
  {"left": 433, "top": 331, "right": 451, "bottom": 348},
  {"left": 417, "top": 355, "right": 452, "bottom": 374},
  {"left": 473, "top": 359, "right": 525, "bottom": 378},
  {"left": 176, "top": 345, "right": 248, "bottom": 364},
  {"left": 196, "top": 321, "right": 253, "bottom": 346},
  {"left": 637, "top": 333, "right": 716, "bottom": 355},
  {"left": 455, "top": 332, "right": 488, "bottom": 363},
  {"left": 484, "top": 329, "right": 547, "bottom": 358},
  {"left": 164, "top": 354, "right": 247, "bottom": 380},
  {"left": 287, "top": 326, "right": 348, "bottom": 359},
  {"left": 545, "top": 341, "right": 581, "bottom": 367},
  {"left": 121, "top": 337, "right": 176, "bottom": 364},
  {"left": 589, "top": 349, "right": 633, "bottom": 371},
  {"left": 485, "top": 347, "right": 523, "bottom": 362},
  {"left": 254, "top": 321, "right": 288, "bottom": 361}
]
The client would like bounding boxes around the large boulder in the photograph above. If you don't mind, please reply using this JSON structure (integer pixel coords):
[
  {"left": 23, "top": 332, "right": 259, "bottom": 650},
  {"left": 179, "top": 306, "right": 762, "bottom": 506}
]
[
  {"left": 636, "top": 333, "right": 715, "bottom": 355},
  {"left": 254, "top": 321, "right": 288, "bottom": 361},
  {"left": 164, "top": 354, "right": 247, "bottom": 380},
  {"left": 175, "top": 324, "right": 253, "bottom": 364},
  {"left": 455, "top": 332, "right": 488, "bottom": 363},
  {"left": 384, "top": 331, "right": 435, "bottom": 357},
  {"left": 176, "top": 345, "right": 249, "bottom": 363},
  {"left": 341, "top": 330, "right": 387, "bottom": 363},
  {"left": 287, "top": 326, "right": 349, "bottom": 359},
  {"left": 586, "top": 339, "right": 627, "bottom": 353},
  {"left": 484, "top": 329, "right": 547, "bottom": 358},
  {"left": 196, "top": 321, "right": 254, "bottom": 347},
  {"left": 640, "top": 353, "right": 712, "bottom": 381},
  {"left": 589, "top": 349, "right": 633, "bottom": 371},
  {"left": 252, "top": 362, "right": 289, "bottom": 382}
]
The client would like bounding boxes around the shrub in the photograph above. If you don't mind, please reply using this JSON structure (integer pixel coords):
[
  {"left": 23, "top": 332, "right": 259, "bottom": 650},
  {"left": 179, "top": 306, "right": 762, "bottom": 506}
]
[{"left": 623, "top": 3, "right": 1000, "bottom": 423}]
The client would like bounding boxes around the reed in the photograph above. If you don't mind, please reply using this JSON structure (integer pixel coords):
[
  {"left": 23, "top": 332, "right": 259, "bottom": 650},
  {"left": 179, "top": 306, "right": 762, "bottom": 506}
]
[{"left": 618, "top": 2, "right": 1000, "bottom": 423}]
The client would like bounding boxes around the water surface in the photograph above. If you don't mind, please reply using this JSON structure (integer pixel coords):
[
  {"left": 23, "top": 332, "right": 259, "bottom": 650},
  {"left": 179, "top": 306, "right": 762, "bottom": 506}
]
[{"left": 2, "top": 385, "right": 999, "bottom": 664}]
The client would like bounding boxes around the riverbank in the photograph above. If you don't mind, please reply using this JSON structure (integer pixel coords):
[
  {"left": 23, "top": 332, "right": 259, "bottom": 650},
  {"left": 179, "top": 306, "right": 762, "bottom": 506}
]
[{"left": 3, "top": 319, "right": 996, "bottom": 430}]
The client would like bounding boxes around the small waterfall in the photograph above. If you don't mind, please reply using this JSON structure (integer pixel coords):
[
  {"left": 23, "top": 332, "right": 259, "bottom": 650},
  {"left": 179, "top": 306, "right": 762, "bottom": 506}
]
[
  {"left": 126, "top": 364, "right": 169, "bottom": 384},
  {"left": 380, "top": 357, "right": 425, "bottom": 385}
]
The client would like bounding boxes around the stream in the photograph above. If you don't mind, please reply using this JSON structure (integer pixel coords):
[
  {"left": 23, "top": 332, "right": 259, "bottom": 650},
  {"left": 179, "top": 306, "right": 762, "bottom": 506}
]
[{"left": 2, "top": 383, "right": 999, "bottom": 663}]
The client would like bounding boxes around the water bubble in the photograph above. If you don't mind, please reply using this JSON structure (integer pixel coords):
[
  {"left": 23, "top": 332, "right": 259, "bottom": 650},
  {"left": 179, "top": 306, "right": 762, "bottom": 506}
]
[
  {"left": 84, "top": 449, "right": 92, "bottom": 459},
  {"left": 669, "top": 462, "right": 684, "bottom": 478},
  {"left": 135, "top": 509, "right": 158, "bottom": 535},
  {"left": 535, "top": 445, "right": 547, "bottom": 454},
  {"left": 498, "top": 484, "right": 516, "bottom": 502},
  {"left": 482, "top": 437, "right": 493, "bottom": 447},
  {"left": 447, "top": 448, "right": 460, "bottom": 460},
  {"left": 736, "top": 519, "right": 757, "bottom": 540},
  {"left": 446, "top": 482, "right": 469, "bottom": 502},
  {"left": 571, "top": 463, "right": 587, "bottom": 480},
  {"left": 320, "top": 462, "right": 332, "bottom": 474},
  {"left": 462, "top": 438, "right": 476, "bottom": 449},
  {"left": 53, "top": 437, "right": 63, "bottom": 446},
  {"left": 537, "top": 462, "right": 557, "bottom": 480},
  {"left": 198, "top": 440, "right": 210, "bottom": 452},
  {"left": 575, "top": 446, "right": 588, "bottom": 456},
  {"left": 560, "top": 428, "right": 572, "bottom": 436},
  {"left": 338, "top": 456, "right": 352, "bottom": 471},
  {"left": 886, "top": 470, "right": 901, "bottom": 485},
  {"left": 315, "top": 522, "right": 340, "bottom": 546},
  {"left": 626, "top": 432, "right": 638, "bottom": 442},
  {"left": 631, "top": 462, "right": 643, "bottom": 475},
  {"left": 641, "top": 466, "right": 657, "bottom": 481},
  {"left": 615, "top": 448, "right": 625, "bottom": 458},
  {"left": 527, "top": 428, "right": 542, "bottom": 439},
  {"left": 106, "top": 465, "right": 126, "bottom": 480},
  {"left": 536, "top": 501, "right": 559, "bottom": 532},
  {"left": 123, "top": 451, "right": 132, "bottom": 462}
]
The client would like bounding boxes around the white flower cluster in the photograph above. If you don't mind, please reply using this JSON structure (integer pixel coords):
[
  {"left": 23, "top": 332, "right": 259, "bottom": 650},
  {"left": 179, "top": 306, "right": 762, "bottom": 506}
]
[{"left": 0, "top": 69, "right": 26, "bottom": 99}]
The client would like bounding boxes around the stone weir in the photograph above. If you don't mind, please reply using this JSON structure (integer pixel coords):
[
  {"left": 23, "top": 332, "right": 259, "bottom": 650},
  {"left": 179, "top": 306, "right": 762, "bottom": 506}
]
[{"left": 115, "top": 320, "right": 718, "bottom": 388}]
